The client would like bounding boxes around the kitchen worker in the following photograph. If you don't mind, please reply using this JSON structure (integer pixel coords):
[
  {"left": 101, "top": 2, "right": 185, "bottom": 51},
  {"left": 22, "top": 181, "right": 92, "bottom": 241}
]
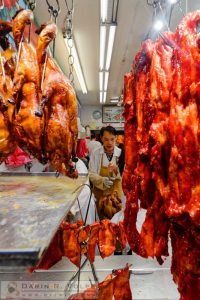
[{"left": 89, "top": 125, "right": 122, "bottom": 219}]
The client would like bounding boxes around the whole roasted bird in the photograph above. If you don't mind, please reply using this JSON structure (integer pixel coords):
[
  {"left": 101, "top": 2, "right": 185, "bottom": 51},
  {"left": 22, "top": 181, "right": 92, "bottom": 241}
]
[
  {"left": 12, "top": 9, "right": 44, "bottom": 162},
  {"left": 35, "top": 22, "right": 78, "bottom": 177},
  {"left": 0, "top": 21, "right": 16, "bottom": 162}
]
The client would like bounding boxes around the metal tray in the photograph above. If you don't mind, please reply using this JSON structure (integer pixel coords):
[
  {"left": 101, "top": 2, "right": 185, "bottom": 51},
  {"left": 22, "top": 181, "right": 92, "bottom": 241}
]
[{"left": 0, "top": 172, "right": 87, "bottom": 268}]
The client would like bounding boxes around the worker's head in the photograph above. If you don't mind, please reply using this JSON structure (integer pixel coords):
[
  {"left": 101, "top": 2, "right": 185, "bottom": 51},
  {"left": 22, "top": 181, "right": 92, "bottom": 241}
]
[
  {"left": 100, "top": 126, "right": 116, "bottom": 153},
  {"left": 90, "top": 134, "right": 96, "bottom": 141}
]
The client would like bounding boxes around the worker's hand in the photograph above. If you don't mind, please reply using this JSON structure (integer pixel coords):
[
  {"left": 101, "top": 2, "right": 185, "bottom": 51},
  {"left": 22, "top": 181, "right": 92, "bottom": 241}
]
[
  {"left": 103, "top": 177, "right": 114, "bottom": 189},
  {"left": 108, "top": 162, "right": 118, "bottom": 176}
]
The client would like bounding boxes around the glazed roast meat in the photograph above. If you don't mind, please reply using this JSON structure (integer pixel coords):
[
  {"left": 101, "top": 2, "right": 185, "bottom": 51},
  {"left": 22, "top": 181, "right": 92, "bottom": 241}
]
[
  {"left": 123, "top": 11, "right": 200, "bottom": 300},
  {"left": 35, "top": 22, "right": 78, "bottom": 177},
  {"left": 0, "top": 9, "right": 78, "bottom": 176}
]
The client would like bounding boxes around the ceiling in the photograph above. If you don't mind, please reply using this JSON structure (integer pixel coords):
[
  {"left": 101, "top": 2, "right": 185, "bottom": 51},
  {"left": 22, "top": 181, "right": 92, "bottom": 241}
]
[{"left": 33, "top": 0, "right": 200, "bottom": 106}]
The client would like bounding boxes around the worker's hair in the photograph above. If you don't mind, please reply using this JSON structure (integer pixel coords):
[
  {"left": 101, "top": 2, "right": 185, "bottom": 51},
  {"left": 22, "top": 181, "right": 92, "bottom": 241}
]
[
  {"left": 91, "top": 134, "right": 96, "bottom": 140},
  {"left": 100, "top": 125, "right": 116, "bottom": 137}
]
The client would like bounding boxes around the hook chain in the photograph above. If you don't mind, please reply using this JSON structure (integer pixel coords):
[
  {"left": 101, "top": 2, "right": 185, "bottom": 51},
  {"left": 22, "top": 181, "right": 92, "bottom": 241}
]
[
  {"left": 46, "top": 0, "right": 60, "bottom": 57},
  {"left": 63, "top": 0, "right": 75, "bottom": 85}
]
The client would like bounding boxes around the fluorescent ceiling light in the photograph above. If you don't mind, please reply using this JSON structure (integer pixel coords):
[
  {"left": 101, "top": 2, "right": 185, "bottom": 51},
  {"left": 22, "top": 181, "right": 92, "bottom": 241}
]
[
  {"left": 153, "top": 20, "right": 164, "bottom": 31},
  {"left": 99, "top": 71, "right": 103, "bottom": 91},
  {"left": 100, "top": 91, "right": 103, "bottom": 103},
  {"left": 104, "top": 71, "right": 109, "bottom": 91},
  {"left": 64, "top": 38, "right": 87, "bottom": 94},
  {"left": 110, "top": 99, "right": 118, "bottom": 103},
  {"left": 101, "top": 0, "right": 108, "bottom": 22},
  {"left": 105, "top": 25, "right": 116, "bottom": 70},
  {"left": 100, "top": 25, "right": 106, "bottom": 70},
  {"left": 168, "top": 0, "right": 177, "bottom": 3},
  {"left": 103, "top": 91, "right": 107, "bottom": 103}
]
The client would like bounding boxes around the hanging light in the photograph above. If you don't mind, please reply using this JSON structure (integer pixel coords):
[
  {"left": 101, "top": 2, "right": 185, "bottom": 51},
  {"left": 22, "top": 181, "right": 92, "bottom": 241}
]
[
  {"left": 99, "top": 71, "right": 104, "bottom": 91},
  {"left": 103, "top": 91, "right": 107, "bottom": 103},
  {"left": 100, "top": 25, "right": 107, "bottom": 70},
  {"left": 100, "top": 91, "right": 103, "bottom": 103},
  {"left": 168, "top": 0, "right": 178, "bottom": 4},
  {"left": 104, "top": 71, "right": 109, "bottom": 91},
  {"left": 105, "top": 25, "right": 116, "bottom": 70},
  {"left": 101, "top": 0, "right": 108, "bottom": 22}
]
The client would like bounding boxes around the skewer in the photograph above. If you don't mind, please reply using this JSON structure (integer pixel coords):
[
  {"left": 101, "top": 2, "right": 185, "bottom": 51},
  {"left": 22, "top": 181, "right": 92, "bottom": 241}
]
[
  {"left": 158, "top": 32, "right": 174, "bottom": 48},
  {"left": 0, "top": 52, "right": 6, "bottom": 88},
  {"left": 41, "top": 47, "right": 48, "bottom": 89},
  {"left": 28, "top": 22, "right": 32, "bottom": 44},
  {"left": 16, "top": 34, "right": 24, "bottom": 70}
]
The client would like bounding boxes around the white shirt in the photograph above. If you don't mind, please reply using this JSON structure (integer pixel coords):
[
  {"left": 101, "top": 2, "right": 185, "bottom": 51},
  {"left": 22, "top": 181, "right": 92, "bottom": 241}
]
[
  {"left": 89, "top": 145, "right": 121, "bottom": 175},
  {"left": 76, "top": 158, "right": 88, "bottom": 175},
  {"left": 88, "top": 140, "right": 101, "bottom": 157}
]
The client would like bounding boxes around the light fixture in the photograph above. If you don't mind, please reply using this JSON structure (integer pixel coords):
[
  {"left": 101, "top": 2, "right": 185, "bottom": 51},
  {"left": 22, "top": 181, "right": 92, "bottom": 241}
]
[
  {"left": 153, "top": 20, "right": 164, "bottom": 31},
  {"left": 100, "top": 25, "right": 107, "bottom": 70},
  {"left": 99, "top": 1, "right": 119, "bottom": 104},
  {"left": 110, "top": 99, "right": 118, "bottom": 103},
  {"left": 103, "top": 91, "right": 107, "bottom": 103},
  {"left": 100, "top": 91, "right": 103, "bottom": 103},
  {"left": 168, "top": 0, "right": 177, "bottom": 4},
  {"left": 104, "top": 71, "right": 109, "bottom": 91},
  {"left": 105, "top": 25, "right": 116, "bottom": 70},
  {"left": 101, "top": 0, "right": 108, "bottom": 22},
  {"left": 64, "top": 38, "right": 87, "bottom": 94},
  {"left": 99, "top": 71, "right": 103, "bottom": 90}
]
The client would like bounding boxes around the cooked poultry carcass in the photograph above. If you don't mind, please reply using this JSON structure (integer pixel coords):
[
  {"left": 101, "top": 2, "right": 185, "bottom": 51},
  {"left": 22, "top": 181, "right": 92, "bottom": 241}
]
[
  {"left": 0, "top": 20, "right": 16, "bottom": 79},
  {"left": 0, "top": 101, "right": 16, "bottom": 163},
  {"left": 0, "top": 20, "right": 12, "bottom": 51},
  {"left": 35, "top": 22, "right": 78, "bottom": 177},
  {"left": 11, "top": 9, "right": 44, "bottom": 161},
  {"left": 0, "top": 22, "right": 16, "bottom": 162},
  {"left": 99, "top": 192, "right": 122, "bottom": 219},
  {"left": 12, "top": 9, "right": 33, "bottom": 48}
]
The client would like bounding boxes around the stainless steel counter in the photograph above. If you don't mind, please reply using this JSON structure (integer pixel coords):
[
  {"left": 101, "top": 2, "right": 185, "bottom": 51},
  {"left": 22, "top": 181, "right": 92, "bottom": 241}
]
[{"left": 0, "top": 172, "right": 87, "bottom": 268}]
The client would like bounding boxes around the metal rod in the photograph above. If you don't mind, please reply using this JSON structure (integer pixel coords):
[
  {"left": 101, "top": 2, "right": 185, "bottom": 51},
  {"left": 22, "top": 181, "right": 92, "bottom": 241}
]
[
  {"left": 35, "top": 267, "right": 170, "bottom": 273},
  {"left": 16, "top": 34, "right": 24, "bottom": 70},
  {"left": 28, "top": 22, "right": 32, "bottom": 44},
  {"left": 41, "top": 48, "right": 48, "bottom": 89},
  {"left": 158, "top": 1, "right": 170, "bottom": 31},
  {"left": 77, "top": 198, "right": 84, "bottom": 221},
  {"left": 0, "top": 52, "right": 6, "bottom": 87},
  {"left": 65, "top": 257, "right": 88, "bottom": 295},
  {"left": 84, "top": 185, "right": 93, "bottom": 225},
  {"left": 158, "top": 32, "right": 173, "bottom": 48},
  {"left": 89, "top": 259, "right": 99, "bottom": 284}
]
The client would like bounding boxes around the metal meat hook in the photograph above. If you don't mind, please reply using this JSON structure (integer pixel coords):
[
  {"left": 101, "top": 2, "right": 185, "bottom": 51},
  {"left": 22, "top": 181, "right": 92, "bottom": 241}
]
[{"left": 46, "top": 0, "right": 60, "bottom": 20}]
